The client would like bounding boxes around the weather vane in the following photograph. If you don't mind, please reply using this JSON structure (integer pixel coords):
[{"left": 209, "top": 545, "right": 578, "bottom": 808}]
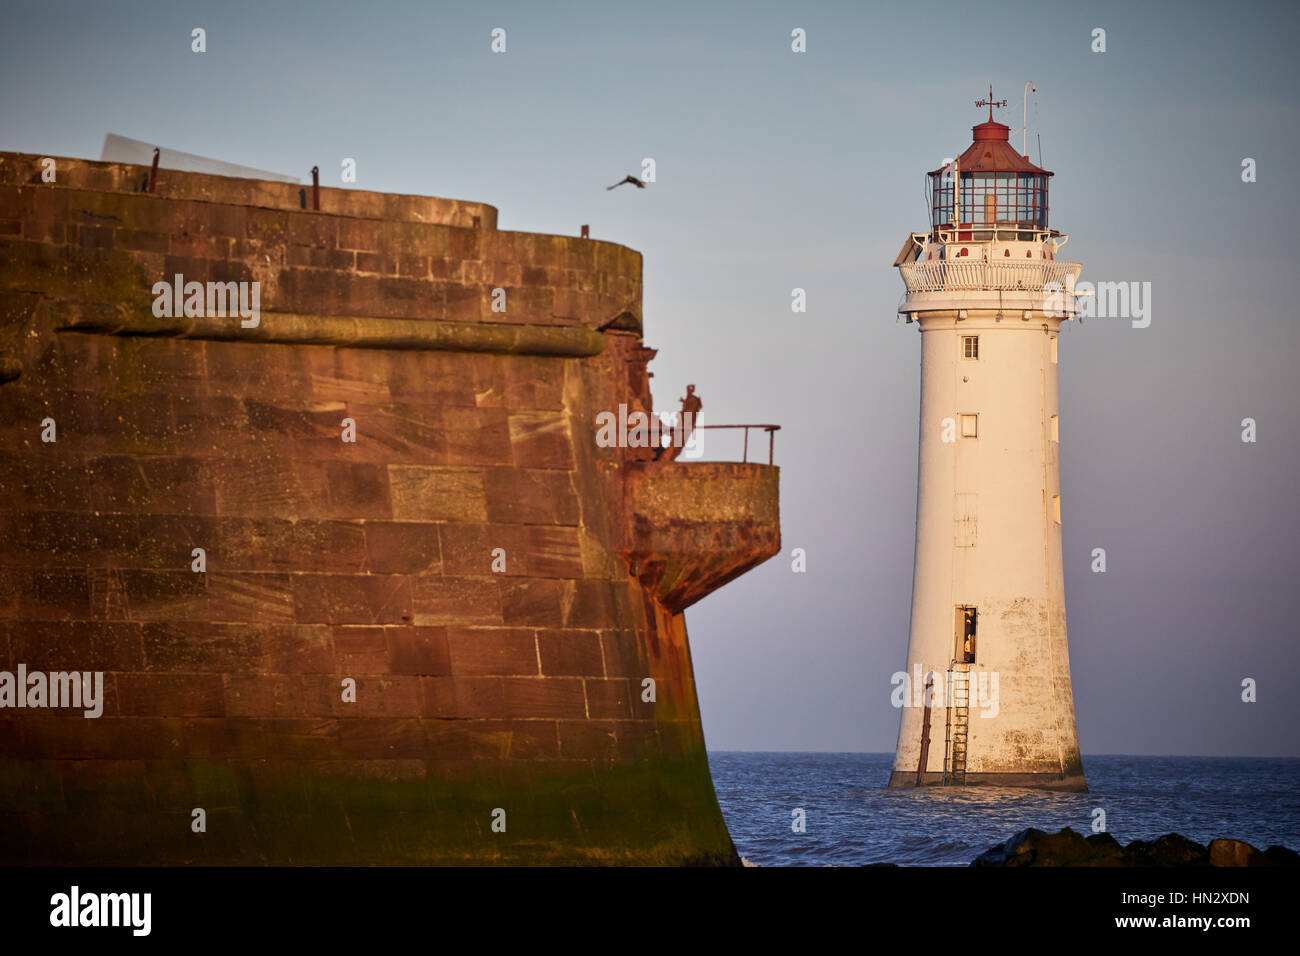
[{"left": 975, "top": 85, "right": 1008, "bottom": 122}]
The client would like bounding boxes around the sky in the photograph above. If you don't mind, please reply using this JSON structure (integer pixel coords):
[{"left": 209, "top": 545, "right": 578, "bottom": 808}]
[{"left": 2, "top": 0, "right": 1297, "bottom": 757}]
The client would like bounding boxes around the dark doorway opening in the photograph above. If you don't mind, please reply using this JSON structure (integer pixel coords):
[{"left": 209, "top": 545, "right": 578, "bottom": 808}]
[{"left": 955, "top": 606, "right": 977, "bottom": 663}]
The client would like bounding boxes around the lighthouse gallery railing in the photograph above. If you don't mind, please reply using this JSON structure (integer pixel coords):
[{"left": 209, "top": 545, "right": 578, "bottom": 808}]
[{"left": 899, "top": 259, "right": 1081, "bottom": 293}]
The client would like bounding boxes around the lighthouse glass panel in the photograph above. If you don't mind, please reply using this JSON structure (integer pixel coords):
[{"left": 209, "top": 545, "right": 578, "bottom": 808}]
[
  {"left": 930, "top": 171, "right": 1048, "bottom": 230},
  {"left": 931, "top": 174, "right": 954, "bottom": 228}
]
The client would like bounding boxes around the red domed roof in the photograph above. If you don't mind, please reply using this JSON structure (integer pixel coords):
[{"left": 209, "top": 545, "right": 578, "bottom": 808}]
[{"left": 929, "top": 119, "right": 1052, "bottom": 177}]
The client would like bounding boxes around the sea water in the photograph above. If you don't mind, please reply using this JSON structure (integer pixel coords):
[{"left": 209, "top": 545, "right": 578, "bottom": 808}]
[{"left": 708, "top": 752, "right": 1300, "bottom": 866}]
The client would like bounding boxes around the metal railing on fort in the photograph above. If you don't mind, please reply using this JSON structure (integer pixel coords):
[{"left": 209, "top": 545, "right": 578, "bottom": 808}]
[
  {"left": 694, "top": 424, "right": 781, "bottom": 465},
  {"left": 899, "top": 259, "right": 1081, "bottom": 293}
]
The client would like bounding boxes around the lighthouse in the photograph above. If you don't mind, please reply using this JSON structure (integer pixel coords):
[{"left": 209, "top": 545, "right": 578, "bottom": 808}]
[{"left": 889, "top": 90, "right": 1087, "bottom": 790}]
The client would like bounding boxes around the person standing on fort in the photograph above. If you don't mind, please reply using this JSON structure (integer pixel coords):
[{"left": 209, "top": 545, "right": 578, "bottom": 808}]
[
  {"left": 680, "top": 384, "right": 702, "bottom": 445},
  {"left": 660, "top": 384, "right": 702, "bottom": 462}
]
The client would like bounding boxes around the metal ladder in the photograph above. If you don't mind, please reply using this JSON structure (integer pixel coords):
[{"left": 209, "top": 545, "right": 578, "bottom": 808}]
[{"left": 942, "top": 662, "right": 970, "bottom": 786}]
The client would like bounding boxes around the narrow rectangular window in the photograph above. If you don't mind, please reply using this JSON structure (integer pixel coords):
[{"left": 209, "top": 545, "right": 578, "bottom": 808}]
[
  {"left": 962, "top": 335, "right": 979, "bottom": 360},
  {"left": 960, "top": 414, "right": 978, "bottom": 438},
  {"left": 1050, "top": 414, "right": 1059, "bottom": 442}
]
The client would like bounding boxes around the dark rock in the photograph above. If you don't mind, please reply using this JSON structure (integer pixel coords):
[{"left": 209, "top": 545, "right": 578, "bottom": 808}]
[
  {"left": 1083, "top": 831, "right": 1126, "bottom": 865},
  {"left": 1124, "top": 833, "right": 1208, "bottom": 867},
  {"left": 972, "top": 827, "right": 1050, "bottom": 867},
  {"left": 1208, "top": 839, "right": 1268, "bottom": 867},
  {"left": 971, "top": 828, "right": 1295, "bottom": 867},
  {"left": 1263, "top": 845, "right": 1300, "bottom": 866},
  {"left": 973, "top": 827, "right": 1124, "bottom": 867}
]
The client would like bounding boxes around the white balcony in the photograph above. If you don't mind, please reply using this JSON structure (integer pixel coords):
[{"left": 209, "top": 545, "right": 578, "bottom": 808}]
[{"left": 899, "top": 259, "right": 1082, "bottom": 294}]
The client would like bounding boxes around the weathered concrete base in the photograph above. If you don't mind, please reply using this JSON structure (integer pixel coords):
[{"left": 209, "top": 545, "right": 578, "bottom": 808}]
[{"left": 888, "top": 770, "right": 1088, "bottom": 792}]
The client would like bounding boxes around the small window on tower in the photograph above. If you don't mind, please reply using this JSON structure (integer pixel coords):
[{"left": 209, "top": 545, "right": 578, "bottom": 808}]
[
  {"left": 960, "top": 414, "right": 978, "bottom": 438},
  {"left": 1050, "top": 336, "right": 1058, "bottom": 364},
  {"left": 962, "top": 335, "right": 979, "bottom": 360}
]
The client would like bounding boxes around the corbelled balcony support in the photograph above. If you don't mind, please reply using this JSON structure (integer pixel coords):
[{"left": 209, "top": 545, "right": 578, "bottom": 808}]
[{"left": 621, "top": 461, "right": 780, "bottom": 612}]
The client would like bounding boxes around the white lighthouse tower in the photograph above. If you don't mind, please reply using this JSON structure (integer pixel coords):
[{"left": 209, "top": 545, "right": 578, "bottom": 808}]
[{"left": 890, "top": 90, "right": 1087, "bottom": 790}]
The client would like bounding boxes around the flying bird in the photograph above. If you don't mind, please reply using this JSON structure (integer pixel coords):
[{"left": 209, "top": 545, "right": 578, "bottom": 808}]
[{"left": 606, "top": 175, "right": 646, "bottom": 191}]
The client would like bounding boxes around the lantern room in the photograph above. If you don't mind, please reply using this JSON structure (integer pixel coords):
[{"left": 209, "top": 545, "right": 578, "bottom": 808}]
[
  {"left": 928, "top": 112, "right": 1052, "bottom": 239},
  {"left": 894, "top": 89, "right": 1084, "bottom": 321}
]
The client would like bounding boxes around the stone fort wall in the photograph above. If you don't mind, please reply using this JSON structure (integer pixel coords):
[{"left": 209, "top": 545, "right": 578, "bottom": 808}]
[{"left": 0, "top": 152, "right": 779, "bottom": 864}]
